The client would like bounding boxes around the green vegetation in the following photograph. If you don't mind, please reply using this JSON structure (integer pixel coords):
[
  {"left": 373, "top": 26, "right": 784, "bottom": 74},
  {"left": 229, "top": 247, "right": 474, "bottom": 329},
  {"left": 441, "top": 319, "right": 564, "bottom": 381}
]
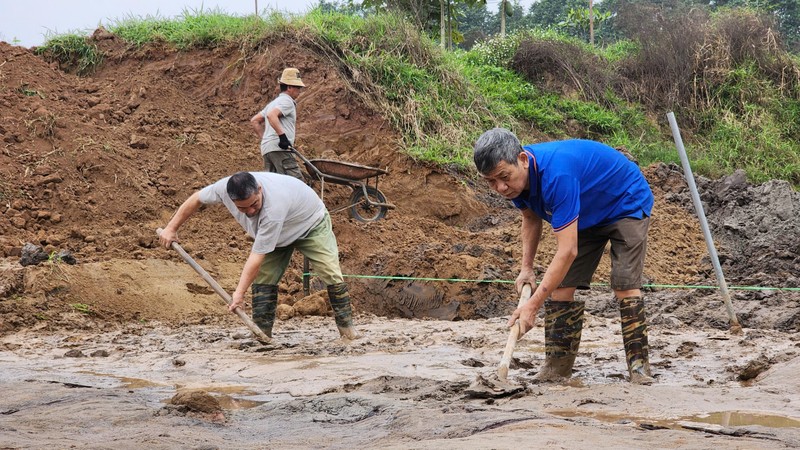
[
  {"left": 110, "top": 7, "right": 272, "bottom": 48},
  {"left": 36, "top": 7, "right": 800, "bottom": 186},
  {"left": 70, "top": 303, "right": 94, "bottom": 315},
  {"left": 17, "top": 84, "right": 44, "bottom": 98},
  {"left": 34, "top": 34, "right": 102, "bottom": 76}
]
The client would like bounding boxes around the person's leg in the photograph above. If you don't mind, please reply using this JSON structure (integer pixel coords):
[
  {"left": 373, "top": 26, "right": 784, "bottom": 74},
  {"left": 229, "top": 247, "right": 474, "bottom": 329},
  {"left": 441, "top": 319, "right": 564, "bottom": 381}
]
[
  {"left": 619, "top": 295, "right": 653, "bottom": 384},
  {"left": 251, "top": 284, "right": 278, "bottom": 338},
  {"left": 534, "top": 230, "right": 607, "bottom": 381},
  {"left": 276, "top": 151, "right": 304, "bottom": 181},
  {"left": 263, "top": 153, "right": 278, "bottom": 172},
  {"left": 295, "top": 213, "right": 358, "bottom": 339},
  {"left": 251, "top": 247, "right": 293, "bottom": 337},
  {"left": 608, "top": 216, "right": 654, "bottom": 384},
  {"left": 533, "top": 297, "right": 585, "bottom": 381},
  {"left": 264, "top": 151, "right": 304, "bottom": 181}
]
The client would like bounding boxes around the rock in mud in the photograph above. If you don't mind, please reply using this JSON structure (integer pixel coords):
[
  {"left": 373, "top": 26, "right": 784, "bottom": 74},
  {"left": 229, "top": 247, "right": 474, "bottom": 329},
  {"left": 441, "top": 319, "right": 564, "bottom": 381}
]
[
  {"left": 19, "top": 243, "right": 49, "bottom": 267},
  {"left": 169, "top": 389, "right": 222, "bottom": 414},
  {"left": 294, "top": 292, "right": 328, "bottom": 316},
  {"left": 277, "top": 303, "right": 295, "bottom": 320},
  {"left": 737, "top": 354, "right": 771, "bottom": 381}
]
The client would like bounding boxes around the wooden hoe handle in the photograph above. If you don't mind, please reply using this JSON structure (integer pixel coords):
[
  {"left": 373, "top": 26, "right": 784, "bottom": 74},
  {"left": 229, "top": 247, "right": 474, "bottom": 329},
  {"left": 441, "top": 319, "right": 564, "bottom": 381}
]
[
  {"left": 497, "top": 283, "right": 533, "bottom": 381},
  {"left": 156, "top": 228, "right": 271, "bottom": 343}
]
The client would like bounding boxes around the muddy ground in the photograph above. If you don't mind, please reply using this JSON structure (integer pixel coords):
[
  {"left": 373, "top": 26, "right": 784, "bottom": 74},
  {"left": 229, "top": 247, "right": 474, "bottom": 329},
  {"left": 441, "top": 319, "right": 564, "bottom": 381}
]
[
  {"left": 1, "top": 34, "right": 800, "bottom": 448},
  {"left": 2, "top": 312, "right": 800, "bottom": 449}
]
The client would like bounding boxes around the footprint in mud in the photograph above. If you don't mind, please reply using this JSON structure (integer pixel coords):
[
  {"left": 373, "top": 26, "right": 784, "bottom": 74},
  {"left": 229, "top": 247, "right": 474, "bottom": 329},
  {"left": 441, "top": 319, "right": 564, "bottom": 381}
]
[
  {"left": 676, "top": 341, "right": 699, "bottom": 358},
  {"left": 461, "top": 357, "right": 486, "bottom": 367},
  {"left": 352, "top": 375, "right": 471, "bottom": 402}
]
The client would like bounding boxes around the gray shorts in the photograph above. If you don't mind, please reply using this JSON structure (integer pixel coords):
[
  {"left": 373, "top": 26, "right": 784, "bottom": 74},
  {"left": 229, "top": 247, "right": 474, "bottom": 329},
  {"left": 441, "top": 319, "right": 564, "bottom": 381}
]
[
  {"left": 262, "top": 151, "right": 304, "bottom": 181},
  {"left": 561, "top": 216, "right": 650, "bottom": 291}
]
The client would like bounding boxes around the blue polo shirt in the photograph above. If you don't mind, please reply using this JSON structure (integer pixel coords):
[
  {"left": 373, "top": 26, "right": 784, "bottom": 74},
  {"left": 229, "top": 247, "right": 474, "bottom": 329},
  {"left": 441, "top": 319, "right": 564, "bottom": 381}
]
[{"left": 512, "top": 140, "right": 653, "bottom": 231}]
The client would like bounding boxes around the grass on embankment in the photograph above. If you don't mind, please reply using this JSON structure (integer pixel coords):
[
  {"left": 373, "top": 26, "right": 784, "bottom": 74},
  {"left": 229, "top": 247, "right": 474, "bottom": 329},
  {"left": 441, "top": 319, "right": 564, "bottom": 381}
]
[{"left": 34, "top": 7, "right": 800, "bottom": 186}]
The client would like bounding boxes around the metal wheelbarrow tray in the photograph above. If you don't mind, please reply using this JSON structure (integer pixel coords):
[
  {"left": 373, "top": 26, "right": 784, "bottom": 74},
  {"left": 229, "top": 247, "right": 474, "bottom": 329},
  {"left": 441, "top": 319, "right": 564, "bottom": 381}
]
[{"left": 290, "top": 148, "right": 395, "bottom": 222}]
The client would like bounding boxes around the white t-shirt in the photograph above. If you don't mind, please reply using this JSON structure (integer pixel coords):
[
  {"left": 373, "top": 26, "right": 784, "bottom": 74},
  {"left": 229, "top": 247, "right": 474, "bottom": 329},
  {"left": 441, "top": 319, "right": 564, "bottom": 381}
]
[
  {"left": 259, "top": 93, "right": 296, "bottom": 155},
  {"left": 198, "top": 172, "right": 325, "bottom": 254}
]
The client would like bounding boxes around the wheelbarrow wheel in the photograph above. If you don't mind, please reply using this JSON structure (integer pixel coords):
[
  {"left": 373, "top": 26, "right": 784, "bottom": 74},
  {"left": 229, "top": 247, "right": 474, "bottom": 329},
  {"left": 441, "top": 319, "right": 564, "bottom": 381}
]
[{"left": 349, "top": 186, "right": 388, "bottom": 222}]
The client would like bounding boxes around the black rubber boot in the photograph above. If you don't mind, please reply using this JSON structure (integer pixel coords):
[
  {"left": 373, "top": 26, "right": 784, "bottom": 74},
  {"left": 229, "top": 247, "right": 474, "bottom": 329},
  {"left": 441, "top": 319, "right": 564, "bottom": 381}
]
[
  {"left": 533, "top": 300, "right": 585, "bottom": 381},
  {"left": 251, "top": 284, "right": 278, "bottom": 338},
  {"left": 620, "top": 296, "right": 654, "bottom": 385},
  {"left": 326, "top": 283, "right": 359, "bottom": 339}
]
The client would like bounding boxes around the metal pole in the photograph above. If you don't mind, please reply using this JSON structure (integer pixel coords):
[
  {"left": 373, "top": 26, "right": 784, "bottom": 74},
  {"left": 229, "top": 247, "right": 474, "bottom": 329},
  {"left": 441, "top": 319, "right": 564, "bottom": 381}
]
[{"left": 666, "top": 112, "right": 742, "bottom": 334}]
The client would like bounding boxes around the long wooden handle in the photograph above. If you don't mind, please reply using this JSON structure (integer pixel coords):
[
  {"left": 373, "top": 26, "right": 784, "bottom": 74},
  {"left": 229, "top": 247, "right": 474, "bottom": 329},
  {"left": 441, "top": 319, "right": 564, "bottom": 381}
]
[
  {"left": 156, "top": 228, "right": 271, "bottom": 343},
  {"left": 497, "top": 283, "right": 533, "bottom": 380}
]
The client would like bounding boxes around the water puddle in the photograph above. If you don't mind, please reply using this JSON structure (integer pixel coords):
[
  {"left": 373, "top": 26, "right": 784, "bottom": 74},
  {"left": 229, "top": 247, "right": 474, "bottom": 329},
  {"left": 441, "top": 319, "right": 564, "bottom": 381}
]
[
  {"left": 79, "top": 371, "right": 164, "bottom": 388},
  {"left": 549, "top": 409, "right": 800, "bottom": 429},
  {"left": 214, "top": 394, "right": 266, "bottom": 410},
  {"left": 683, "top": 411, "right": 800, "bottom": 428}
]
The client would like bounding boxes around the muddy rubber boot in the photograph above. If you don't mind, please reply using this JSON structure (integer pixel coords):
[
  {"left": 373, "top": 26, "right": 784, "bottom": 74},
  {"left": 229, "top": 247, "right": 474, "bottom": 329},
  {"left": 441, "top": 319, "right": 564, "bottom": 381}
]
[
  {"left": 533, "top": 300, "right": 585, "bottom": 382},
  {"left": 251, "top": 284, "right": 278, "bottom": 338},
  {"left": 620, "top": 296, "right": 655, "bottom": 385},
  {"left": 327, "top": 283, "right": 360, "bottom": 340}
]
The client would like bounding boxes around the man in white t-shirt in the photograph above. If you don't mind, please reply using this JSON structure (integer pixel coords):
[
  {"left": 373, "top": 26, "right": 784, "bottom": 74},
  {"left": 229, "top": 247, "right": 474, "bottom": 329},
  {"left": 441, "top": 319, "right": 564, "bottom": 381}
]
[
  {"left": 249, "top": 68, "right": 305, "bottom": 180},
  {"left": 159, "top": 171, "right": 358, "bottom": 339}
]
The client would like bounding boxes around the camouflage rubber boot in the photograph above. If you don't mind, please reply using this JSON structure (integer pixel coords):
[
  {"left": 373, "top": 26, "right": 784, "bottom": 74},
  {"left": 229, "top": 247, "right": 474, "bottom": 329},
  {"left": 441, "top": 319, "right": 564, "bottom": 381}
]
[
  {"left": 619, "top": 296, "right": 655, "bottom": 385},
  {"left": 327, "top": 283, "right": 359, "bottom": 339},
  {"left": 533, "top": 300, "right": 585, "bottom": 382},
  {"left": 251, "top": 284, "right": 278, "bottom": 338}
]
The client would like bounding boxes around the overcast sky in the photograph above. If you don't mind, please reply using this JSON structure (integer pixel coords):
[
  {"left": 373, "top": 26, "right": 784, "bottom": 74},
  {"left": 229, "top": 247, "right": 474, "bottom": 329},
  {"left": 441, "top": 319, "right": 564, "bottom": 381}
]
[
  {"left": 0, "top": 0, "right": 319, "bottom": 47},
  {"left": 0, "top": 0, "right": 540, "bottom": 48}
]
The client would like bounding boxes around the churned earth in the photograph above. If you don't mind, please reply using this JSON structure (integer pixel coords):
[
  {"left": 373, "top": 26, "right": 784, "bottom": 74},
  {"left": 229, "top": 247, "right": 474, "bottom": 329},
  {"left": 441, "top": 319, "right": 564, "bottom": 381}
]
[{"left": 1, "top": 33, "right": 799, "bottom": 449}]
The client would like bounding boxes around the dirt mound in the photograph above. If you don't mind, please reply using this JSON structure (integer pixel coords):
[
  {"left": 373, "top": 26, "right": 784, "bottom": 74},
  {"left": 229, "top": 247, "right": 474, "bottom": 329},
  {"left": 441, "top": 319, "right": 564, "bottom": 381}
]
[
  {"left": 644, "top": 164, "right": 800, "bottom": 331},
  {"left": 1, "top": 35, "right": 793, "bottom": 334}
]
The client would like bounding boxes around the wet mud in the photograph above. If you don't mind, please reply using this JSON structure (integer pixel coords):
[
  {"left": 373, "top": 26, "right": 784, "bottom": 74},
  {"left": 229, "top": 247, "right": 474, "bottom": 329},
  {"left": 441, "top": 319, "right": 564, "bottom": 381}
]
[{"left": 3, "top": 311, "right": 799, "bottom": 449}]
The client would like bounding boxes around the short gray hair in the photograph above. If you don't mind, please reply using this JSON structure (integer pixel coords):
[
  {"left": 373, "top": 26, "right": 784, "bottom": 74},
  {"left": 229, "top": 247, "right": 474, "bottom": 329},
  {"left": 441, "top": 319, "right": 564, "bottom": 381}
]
[{"left": 473, "top": 128, "right": 523, "bottom": 174}]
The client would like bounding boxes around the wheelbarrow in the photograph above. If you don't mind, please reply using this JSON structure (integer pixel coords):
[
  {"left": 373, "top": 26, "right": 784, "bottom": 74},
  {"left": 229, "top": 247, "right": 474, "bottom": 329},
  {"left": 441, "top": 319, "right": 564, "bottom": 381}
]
[{"left": 290, "top": 146, "right": 395, "bottom": 223}]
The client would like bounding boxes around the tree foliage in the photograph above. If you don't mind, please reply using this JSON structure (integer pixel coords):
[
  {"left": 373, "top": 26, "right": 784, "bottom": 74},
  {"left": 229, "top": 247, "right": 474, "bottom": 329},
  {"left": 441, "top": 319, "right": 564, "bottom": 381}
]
[{"left": 331, "top": 0, "right": 800, "bottom": 51}]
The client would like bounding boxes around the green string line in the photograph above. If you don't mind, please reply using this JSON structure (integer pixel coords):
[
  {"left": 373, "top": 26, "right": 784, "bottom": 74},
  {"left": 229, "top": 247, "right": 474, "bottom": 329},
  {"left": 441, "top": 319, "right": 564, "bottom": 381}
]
[{"left": 302, "top": 272, "right": 800, "bottom": 292}]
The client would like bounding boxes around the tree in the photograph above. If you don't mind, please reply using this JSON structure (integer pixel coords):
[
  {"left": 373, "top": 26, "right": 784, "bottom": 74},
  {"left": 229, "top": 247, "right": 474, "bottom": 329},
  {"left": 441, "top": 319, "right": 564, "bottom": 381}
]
[
  {"left": 528, "top": 0, "right": 588, "bottom": 29},
  {"left": 361, "top": 0, "right": 489, "bottom": 50},
  {"left": 559, "top": 4, "right": 612, "bottom": 44},
  {"left": 455, "top": 1, "right": 493, "bottom": 48}
]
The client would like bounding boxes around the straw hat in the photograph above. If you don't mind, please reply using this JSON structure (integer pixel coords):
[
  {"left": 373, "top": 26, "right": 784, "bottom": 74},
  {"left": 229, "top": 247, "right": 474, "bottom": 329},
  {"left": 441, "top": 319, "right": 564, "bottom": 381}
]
[{"left": 278, "top": 68, "right": 305, "bottom": 87}]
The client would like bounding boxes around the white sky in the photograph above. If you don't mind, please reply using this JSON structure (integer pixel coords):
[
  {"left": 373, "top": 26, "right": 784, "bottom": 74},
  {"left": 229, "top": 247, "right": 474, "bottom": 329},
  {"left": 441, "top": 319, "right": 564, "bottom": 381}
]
[
  {"left": 0, "top": 0, "right": 541, "bottom": 48},
  {"left": 0, "top": 0, "right": 319, "bottom": 47}
]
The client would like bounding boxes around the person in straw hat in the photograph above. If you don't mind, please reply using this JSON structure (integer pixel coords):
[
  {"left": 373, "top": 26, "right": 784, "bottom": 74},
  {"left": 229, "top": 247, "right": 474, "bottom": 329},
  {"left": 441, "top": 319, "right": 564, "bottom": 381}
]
[{"left": 250, "top": 68, "right": 306, "bottom": 180}]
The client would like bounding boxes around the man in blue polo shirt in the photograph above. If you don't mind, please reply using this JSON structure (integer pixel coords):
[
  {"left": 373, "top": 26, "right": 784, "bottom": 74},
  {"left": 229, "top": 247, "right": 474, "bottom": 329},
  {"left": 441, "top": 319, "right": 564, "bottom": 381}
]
[{"left": 474, "top": 128, "right": 655, "bottom": 384}]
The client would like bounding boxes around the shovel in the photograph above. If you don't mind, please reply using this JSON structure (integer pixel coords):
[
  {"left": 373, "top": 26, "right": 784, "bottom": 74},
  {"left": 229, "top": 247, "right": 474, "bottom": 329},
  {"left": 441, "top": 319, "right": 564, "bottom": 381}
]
[
  {"left": 497, "top": 283, "right": 532, "bottom": 381},
  {"left": 156, "top": 228, "right": 271, "bottom": 343},
  {"left": 464, "top": 283, "right": 532, "bottom": 399}
]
